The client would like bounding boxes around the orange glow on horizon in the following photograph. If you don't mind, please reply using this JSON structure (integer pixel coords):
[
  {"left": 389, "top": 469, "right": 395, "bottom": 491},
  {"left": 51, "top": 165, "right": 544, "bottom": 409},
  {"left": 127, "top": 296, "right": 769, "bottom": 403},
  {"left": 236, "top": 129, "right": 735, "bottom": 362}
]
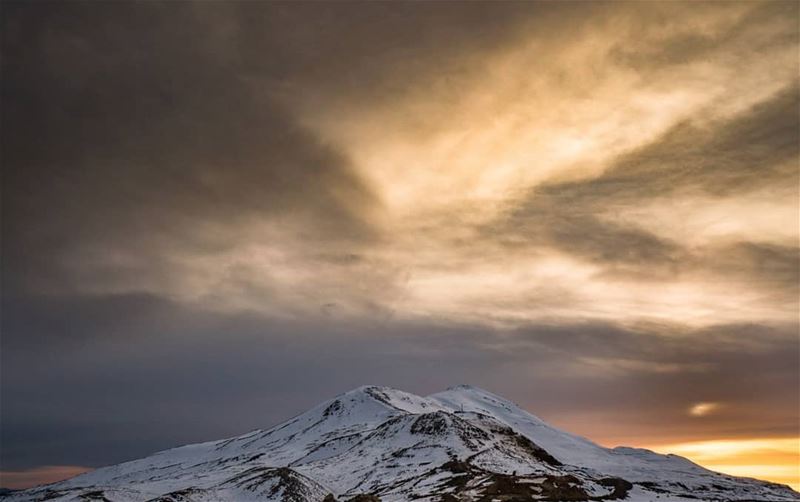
[
  {"left": 0, "top": 466, "right": 93, "bottom": 490},
  {"left": 648, "top": 437, "right": 800, "bottom": 491}
]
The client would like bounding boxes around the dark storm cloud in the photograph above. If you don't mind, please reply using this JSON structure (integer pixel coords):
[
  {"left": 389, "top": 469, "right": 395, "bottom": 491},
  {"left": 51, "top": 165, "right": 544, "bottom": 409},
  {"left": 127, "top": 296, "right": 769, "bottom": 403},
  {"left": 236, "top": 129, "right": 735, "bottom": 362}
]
[{"left": 2, "top": 1, "right": 383, "bottom": 295}]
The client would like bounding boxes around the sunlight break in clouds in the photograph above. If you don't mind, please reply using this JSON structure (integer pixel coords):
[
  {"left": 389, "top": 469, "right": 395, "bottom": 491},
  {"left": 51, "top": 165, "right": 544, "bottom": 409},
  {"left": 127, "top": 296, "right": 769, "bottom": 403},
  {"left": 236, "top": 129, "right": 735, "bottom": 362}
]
[
  {"left": 14, "top": 2, "right": 795, "bottom": 331},
  {"left": 689, "top": 402, "right": 720, "bottom": 417},
  {"left": 279, "top": 1, "right": 799, "bottom": 329}
]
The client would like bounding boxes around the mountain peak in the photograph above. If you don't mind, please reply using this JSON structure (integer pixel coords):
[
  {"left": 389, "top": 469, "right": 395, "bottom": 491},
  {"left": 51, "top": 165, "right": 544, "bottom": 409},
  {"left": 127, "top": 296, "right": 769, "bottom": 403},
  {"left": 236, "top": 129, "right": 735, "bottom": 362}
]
[
  {"left": 437, "top": 384, "right": 512, "bottom": 402},
  {"left": 445, "top": 383, "right": 479, "bottom": 391},
  {"left": 346, "top": 384, "right": 392, "bottom": 393},
  {"left": 336, "top": 385, "right": 444, "bottom": 415},
  {"left": 429, "top": 384, "right": 526, "bottom": 416}
]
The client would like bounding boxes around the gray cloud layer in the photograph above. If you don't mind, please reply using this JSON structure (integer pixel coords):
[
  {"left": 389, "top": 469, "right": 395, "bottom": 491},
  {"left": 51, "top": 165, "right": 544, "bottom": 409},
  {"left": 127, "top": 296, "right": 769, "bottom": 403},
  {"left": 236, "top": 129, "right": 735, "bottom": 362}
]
[{"left": 3, "top": 292, "right": 797, "bottom": 470}]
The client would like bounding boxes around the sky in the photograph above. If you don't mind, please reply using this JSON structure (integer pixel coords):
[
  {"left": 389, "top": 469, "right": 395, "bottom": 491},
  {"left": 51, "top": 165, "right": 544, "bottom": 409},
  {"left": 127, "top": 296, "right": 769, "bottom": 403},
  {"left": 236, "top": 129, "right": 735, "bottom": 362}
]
[{"left": 1, "top": 0, "right": 799, "bottom": 491}]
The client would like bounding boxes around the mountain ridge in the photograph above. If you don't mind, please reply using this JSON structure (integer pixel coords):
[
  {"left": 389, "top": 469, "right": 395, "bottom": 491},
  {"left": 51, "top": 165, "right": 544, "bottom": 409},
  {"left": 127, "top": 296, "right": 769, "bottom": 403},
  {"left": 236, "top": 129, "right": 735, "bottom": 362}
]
[{"left": 4, "top": 385, "right": 798, "bottom": 502}]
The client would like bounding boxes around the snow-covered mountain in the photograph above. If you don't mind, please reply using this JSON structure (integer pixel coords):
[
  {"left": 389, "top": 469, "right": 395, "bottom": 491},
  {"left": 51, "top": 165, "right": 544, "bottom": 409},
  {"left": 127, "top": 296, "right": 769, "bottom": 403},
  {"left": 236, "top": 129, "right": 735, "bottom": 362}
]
[{"left": 4, "top": 385, "right": 797, "bottom": 502}]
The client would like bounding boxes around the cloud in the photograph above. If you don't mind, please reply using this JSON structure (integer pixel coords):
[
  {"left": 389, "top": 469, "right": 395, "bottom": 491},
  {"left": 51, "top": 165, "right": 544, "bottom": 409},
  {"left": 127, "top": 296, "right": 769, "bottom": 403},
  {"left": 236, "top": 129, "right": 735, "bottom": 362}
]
[
  {"left": 611, "top": 1, "right": 798, "bottom": 72},
  {"left": 598, "top": 82, "right": 799, "bottom": 198},
  {"left": 2, "top": 2, "right": 379, "bottom": 304},
  {"left": 3, "top": 2, "right": 796, "bottom": 324},
  {"left": 470, "top": 83, "right": 799, "bottom": 317}
]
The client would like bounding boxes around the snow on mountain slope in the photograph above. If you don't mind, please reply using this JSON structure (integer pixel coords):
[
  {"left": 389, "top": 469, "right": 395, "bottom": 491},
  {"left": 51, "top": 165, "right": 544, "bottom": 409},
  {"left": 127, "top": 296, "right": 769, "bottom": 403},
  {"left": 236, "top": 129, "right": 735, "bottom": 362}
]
[
  {"left": 36, "top": 387, "right": 439, "bottom": 496},
  {"left": 291, "top": 409, "right": 566, "bottom": 498},
  {"left": 4, "top": 385, "right": 798, "bottom": 502},
  {"left": 430, "top": 385, "right": 782, "bottom": 495},
  {"left": 431, "top": 386, "right": 703, "bottom": 477},
  {"left": 430, "top": 385, "right": 604, "bottom": 465}
]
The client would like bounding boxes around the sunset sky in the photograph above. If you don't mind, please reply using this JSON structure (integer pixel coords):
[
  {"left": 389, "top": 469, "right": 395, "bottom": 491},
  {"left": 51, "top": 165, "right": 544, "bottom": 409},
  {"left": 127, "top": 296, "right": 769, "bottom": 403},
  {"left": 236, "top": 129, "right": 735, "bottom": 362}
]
[{"left": 2, "top": 0, "right": 798, "bottom": 491}]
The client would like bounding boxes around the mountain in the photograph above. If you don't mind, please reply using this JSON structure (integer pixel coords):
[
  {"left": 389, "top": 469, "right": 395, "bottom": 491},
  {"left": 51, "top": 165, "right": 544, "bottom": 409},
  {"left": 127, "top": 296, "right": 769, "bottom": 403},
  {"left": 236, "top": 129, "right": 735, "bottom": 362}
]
[{"left": 4, "top": 385, "right": 797, "bottom": 502}]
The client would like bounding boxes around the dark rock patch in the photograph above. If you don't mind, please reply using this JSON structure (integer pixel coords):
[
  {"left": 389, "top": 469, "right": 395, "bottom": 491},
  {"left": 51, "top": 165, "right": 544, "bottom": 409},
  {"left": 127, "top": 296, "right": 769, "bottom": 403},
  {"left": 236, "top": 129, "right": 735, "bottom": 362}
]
[
  {"left": 411, "top": 413, "right": 450, "bottom": 436},
  {"left": 598, "top": 478, "right": 633, "bottom": 500},
  {"left": 345, "top": 494, "right": 381, "bottom": 502}
]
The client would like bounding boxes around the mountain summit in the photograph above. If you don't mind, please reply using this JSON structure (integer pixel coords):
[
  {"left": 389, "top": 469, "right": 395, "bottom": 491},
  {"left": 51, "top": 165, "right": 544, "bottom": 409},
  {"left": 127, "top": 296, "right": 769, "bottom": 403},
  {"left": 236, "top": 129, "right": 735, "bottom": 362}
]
[{"left": 5, "top": 385, "right": 797, "bottom": 502}]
